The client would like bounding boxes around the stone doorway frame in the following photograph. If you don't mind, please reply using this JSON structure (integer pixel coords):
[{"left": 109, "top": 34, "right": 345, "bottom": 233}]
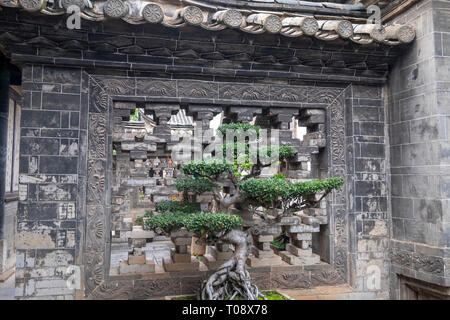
[{"left": 81, "top": 72, "right": 355, "bottom": 299}]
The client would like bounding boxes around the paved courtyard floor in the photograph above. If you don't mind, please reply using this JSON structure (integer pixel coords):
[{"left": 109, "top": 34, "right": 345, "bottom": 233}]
[{"left": 0, "top": 274, "right": 15, "bottom": 300}]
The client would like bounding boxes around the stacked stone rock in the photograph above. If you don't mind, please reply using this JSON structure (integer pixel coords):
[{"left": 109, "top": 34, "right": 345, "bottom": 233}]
[
  {"left": 248, "top": 234, "right": 282, "bottom": 267},
  {"left": 278, "top": 215, "right": 321, "bottom": 265},
  {"left": 119, "top": 226, "right": 155, "bottom": 274},
  {"left": 287, "top": 109, "right": 326, "bottom": 179},
  {"left": 164, "top": 230, "right": 199, "bottom": 272},
  {"left": 204, "top": 243, "right": 234, "bottom": 270}
]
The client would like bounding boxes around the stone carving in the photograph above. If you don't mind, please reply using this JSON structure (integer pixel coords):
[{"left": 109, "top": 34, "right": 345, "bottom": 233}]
[
  {"left": 270, "top": 86, "right": 307, "bottom": 102},
  {"left": 84, "top": 249, "right": 105, "bottom": 294},
  {"left": 88, "top": 114, "right": 107, "bottom": 159},
  {"left": 311, "top": 269, "right": 344, "bottom": 286},
  {"left": 271, "top": 272, "right": 311, "bottom": 289},
  {"left": 309, "top": 88, "right": 342, "bottom": 104},
  {"left": 335, "top": 213, "right": 347, "bottom": 247},
  {"left": 390, "top": 250, "right": 412, "bottom": 268},
  {"left": 87, "top": 206, "right": 105, "bottom": 249},
  {"left": 331, "top": 126, "right": 345, "bottom": 164},
  {"left": 103, "top": 0, "right": 129, "bottom": 19},
  {"left": 332, "top": 166, "right": 346, "bottom": 178},
  {"left": 89, "top": 281, "right": 133, "bottom": 300},
  {"left": 333, "top": 185, "right": 347, "bottom": 205},
  {"left": 3, "top": 0, "right": 416, "bottom": 45},
  {"left": 60, "top": 0, "right": 85, "bottom": 10},
  {"left": 302, "top": 17, "right": 319, "bottom": 36},
  {"left": 136, "top": 79, "right": 176, "bottom": 97},
  {"left": 79, "top": 72, "right": 354, "bottom": 299},
  {"left": 413, "top": 254, "right": 444, "bottom": 276},
  {"left": 222, "top": 9, "right": 243, "bottom": 29},
  {"left": 182, "top": 6, "right": 203, "bottom": 25},
  {"left": 87, "top": 159, "right": 106, "bottom": 204},
  {"left": 90, "top": 83, "right": 108, "bottom": 113},
  {"left": 18, "top": 0, "right": 43, "bottom": 11},
  {"left": 396, "top": 25, "right": 416, "bottom": 44},
  {"left": 334, "top": 247, "right": 347, "bottom": 280},
  {"left": 220, "top": 84, "right": 269, "bottom": 101},
  {"left": 263, "top": 15, "right": 282, "bottom": 34},
  {"left": 133, "top": 279, "right": 181, "bottom": 299},
  {"left": 336, "top": 20, "right": 354, "bottom": 39},
  {"left": 178, "top": 81, "right": 217, "bottom": 99},
  {"left": 142, "top": 3, "right": 164, "bottom": 24},
  {"left": 96, "top": 78, "right": 134, "bottom": 96}
]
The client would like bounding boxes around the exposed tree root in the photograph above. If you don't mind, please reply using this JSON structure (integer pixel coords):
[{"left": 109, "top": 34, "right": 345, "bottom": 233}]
[{"left": 200, "top": 229, "right": 266, "bottom": 300}]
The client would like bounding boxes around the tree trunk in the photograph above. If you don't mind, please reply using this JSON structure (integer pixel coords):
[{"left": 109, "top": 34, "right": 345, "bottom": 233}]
[{"left": 200, "top": 229, "right": 264, "bottom": 300}]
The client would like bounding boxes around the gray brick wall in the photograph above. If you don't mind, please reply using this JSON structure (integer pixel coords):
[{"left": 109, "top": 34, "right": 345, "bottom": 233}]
[
  {"left": 15, "top": 64, "right": 84, "bottom": 300},
  {"left": 347, "top": 85, "right": 390, "bottom": 299},
  {"left": 0, "top": 200, "right": 17, "bottom": 276},
  {"left": 388, "top": 0, "right": 450, "bottom": 297}
]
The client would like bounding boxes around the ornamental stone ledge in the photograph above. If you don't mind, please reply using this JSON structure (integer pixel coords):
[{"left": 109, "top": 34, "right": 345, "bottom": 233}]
[{"left": 0, "top": 0, "right": 415, "bottom": 46}]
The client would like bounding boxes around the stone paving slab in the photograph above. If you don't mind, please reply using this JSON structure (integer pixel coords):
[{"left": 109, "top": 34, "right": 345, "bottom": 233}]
[{"left": 0, "top": 275, "right": 15, "bottom": 300}]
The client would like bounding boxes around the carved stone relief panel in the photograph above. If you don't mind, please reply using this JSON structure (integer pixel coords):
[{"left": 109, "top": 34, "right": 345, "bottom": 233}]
[{"left": 82, "top": 73, "right": 353, "bottom": 298}]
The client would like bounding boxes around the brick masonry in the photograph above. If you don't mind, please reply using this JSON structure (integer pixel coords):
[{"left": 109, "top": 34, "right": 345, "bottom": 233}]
[
  {"left": 0, "top": 2, "right": 437, "bottom": 300},
  {"left": 387, "top": 0, "right": 450, "bottom": 297}
]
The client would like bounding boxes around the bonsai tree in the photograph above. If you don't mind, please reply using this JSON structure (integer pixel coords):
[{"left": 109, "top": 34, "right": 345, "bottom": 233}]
[{"left": 143, "top": 123, "right": 344, "bottom": 300}]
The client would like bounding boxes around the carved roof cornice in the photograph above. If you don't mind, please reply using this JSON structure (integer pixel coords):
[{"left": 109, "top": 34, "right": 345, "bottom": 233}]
[{"left": 0, "top": 0, "right": 416, "bottom": 45}]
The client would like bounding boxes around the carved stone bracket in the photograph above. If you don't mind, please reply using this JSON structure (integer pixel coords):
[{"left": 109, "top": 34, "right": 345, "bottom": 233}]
[{"left": 226, "top": 106, "right": 262, "bottom": 123}]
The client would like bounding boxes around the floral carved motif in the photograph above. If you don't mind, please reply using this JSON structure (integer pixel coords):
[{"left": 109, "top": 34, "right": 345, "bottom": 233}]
[
  {"left": 18, "top": 0, "right": 43, "bottom": 11},
  {"left": 136, "top": 79, "right": 176, "bottom": 97},
  {"left": 87, "top": 159, "right": 106, "bottom": 204},
  {"left": 220, "top": 84, "right": 269, "bottom": 101},
  {"left": 311, "top": 270, "right": 345, "bottom": 286},
  {"left": 309, "top": 88, "right": 343, "bottom": 104},
  {"left": 142, "top": 3, "right": 164, "bottom": 24},
  {"left": 178, "top": 81, "right": 218, "bottom": 99},
  {"left": 334, "top": 247, "right": 347, "bottom": 280},
  {"left": 88, "top": 114, "right": 106, "bottom": 159},
  {"left": 95, "top": 78, "right": 135, "bottom": 96},
  {"left": 182, "top": 6, "right": 203, "bottom": 25},
  {"left": 335, "top": 212, "right": 347, "bottom": 247},
  {"left": 90, "top": 281, "right": 133, "bottom": 300},
  {"left": 103, "top": 0, "right": 129, "bottom": 19},
  {"left": 270, "top": 86, "right": 307, "bottom": 102},
  {"left": 413, "top": 254, "right": 444, "bottom": 276},
  {"left": 89, "top": 83, "right": 108, "bottom": 113}
]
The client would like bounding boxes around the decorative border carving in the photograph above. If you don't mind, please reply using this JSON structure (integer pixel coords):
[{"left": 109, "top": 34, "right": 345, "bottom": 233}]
[{"left": 82, "top": 74, "right": 351, "bottom": 299}]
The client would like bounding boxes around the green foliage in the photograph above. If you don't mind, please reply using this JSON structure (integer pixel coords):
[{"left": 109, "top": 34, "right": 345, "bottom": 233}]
[
  {"left": 238, "top": 177, "right": 345, "bottom": 205},
  {"left": 174, "top": 177, "right": 216, "bottom": 194},
  {"left": 217, "top": 123, "right": 260, "bottom": 136},
  {"left": 288, "top": 177, "right": 345, "bottom": 198},
  {"left": 238, "top": 178, "right": 290, "bottom": 203},
  {"left": 183, "top": 213, "right": 243, "bottom": 237},
  {"left": 222, "top": 142, "right": 250, "bottom": 158},
  {"left": 225, "top": 291, "right": 288, "bottom": 300},
  {"left": 270, "top": 240, "right": 286, "bottom": 250},
  {"left": 135, "top": 216, "right": 144, "bottom": 226},
  {"left": 181, "top": 160, "right": 234, "bottom": 178},
  {"left": 273, "top": 173, "right": 286, "bottom": 179},
  {"left": 221, "top": 144, "right": 296, "bottom": 162},
  {"left": 144, "top": 211, "right": 243, "bottom": 237},
  {"left": 172, "top": 296, "right": 196, "bottom": 300},
  {"left": 261, "top": 291, "right": 289, "bottom": 300},
  {"left": 129, "top": 108, "right": 139, "bottom": 121},
  {"left": 279, "top": 145, "right": 297, "bottom": 159},
  {"left": 155, "top": 200, "right": 200, "bottom": 214},
  {"left": 144, "top": 211, "right": 188, "bottom": 234}
]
